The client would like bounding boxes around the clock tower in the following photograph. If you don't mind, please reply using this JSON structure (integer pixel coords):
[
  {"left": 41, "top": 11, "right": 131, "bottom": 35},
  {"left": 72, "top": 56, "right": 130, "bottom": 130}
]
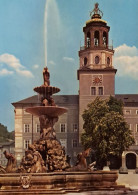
[{"left": 78, "top": 3, "right": 117, "bottom": 138}]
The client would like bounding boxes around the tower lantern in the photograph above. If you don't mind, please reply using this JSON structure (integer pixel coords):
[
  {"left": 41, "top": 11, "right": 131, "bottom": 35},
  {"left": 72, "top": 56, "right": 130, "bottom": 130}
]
[{"left": 78, "top": 3, "right": 117, "bottom": 139}]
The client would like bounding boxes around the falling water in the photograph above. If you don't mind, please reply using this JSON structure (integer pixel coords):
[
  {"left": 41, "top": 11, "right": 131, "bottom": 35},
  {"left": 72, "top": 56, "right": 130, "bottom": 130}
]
[
  {"left": 44, "top": 0, "right": 48, "bottom": 67},
  {"left": 44, "top": 0, "right": 61, "bottom": 68}
]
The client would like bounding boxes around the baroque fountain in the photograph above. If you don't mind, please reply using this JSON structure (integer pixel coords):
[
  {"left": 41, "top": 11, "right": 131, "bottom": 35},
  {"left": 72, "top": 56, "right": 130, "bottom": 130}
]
[
  {"left": 0, "top": 66, "right": 127, "bottom": 194},
  {"left": 0, "top": 2, "right": 129, "bottom": 193}
]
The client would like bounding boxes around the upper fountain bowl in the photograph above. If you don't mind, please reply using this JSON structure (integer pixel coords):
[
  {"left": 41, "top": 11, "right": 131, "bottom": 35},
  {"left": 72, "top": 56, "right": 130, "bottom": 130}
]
[
  {"left": 34, "top": 86, "right": 60, "bottom": 95},
  {"left": 26, "top": 106, "right": 67, "bottom": 117}
]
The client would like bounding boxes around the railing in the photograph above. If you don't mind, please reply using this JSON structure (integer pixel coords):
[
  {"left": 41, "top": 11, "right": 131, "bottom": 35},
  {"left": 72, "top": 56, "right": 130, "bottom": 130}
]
[
  {"left": 80, "top": 45, "right": 113, "bottom": 51},
  {"left": 80, "top": 46, "right": 86, "bottom": 50}
]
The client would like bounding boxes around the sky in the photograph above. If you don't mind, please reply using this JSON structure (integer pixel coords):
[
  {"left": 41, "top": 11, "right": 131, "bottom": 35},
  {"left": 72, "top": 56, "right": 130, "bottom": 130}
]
[{"left": 0, "top": 0, "right": 138, "bottom": 131}]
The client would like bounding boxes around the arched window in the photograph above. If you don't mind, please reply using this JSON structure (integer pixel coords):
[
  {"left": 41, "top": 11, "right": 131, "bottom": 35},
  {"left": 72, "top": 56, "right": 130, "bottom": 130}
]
[
  {"left": 103, "top": 31, "right": 107, "bottom": 46},
  {"left": 95, "top": 56, "right": 100, "bottom": 64},
  {"left": 94, "top": 31, "right": 99, "bottom": 46},
  {"left": 107, "top": 57, "right": 110, "bottom": 66},
  {"left": 84, "top": 57, "right": 87, "bottom": 66},
  {"left": 87, "top": 32, "right": 91, "bottom": 48}
]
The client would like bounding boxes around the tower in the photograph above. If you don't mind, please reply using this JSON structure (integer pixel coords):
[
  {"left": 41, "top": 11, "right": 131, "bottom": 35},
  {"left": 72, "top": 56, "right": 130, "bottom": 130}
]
[{"left": 78, "top": 3, "right": 117, "bottom": 138}]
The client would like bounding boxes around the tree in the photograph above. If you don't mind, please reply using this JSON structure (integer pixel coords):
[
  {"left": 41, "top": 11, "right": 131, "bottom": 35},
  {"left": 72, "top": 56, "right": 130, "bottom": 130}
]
[
  {"left": 0, "top": 123, "right": 14, "bottom": 142},
  {"left": 81, "top": 96, "right": 135, "bottom": 168}
]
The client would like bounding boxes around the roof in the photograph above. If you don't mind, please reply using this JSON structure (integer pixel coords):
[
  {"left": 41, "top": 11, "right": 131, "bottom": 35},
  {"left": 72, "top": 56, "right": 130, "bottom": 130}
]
[
  {"left": 12, "top": 95, "right": 40, "bottom": 105},
  {"left": 12, "top": 95, "right": 79, "bottom": 107},
  {"left": 0, "top": 141, "right": 15, "bottom": 147},
  {"left": 115, "top": 94, "right": 138, "bottom": 107},
  {"left": 12, "top": 94, "right": 138, "bottom": 107}
]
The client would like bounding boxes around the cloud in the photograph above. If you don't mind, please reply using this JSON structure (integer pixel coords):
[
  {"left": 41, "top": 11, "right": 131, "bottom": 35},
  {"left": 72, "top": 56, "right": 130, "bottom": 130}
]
[
  {"left": 16, "top": 69, "right": 34, "bottom": 77},
  {"left": 63, "top": 57, "right": 75, "bottom": 63},
  {"left": 0, "top": 68, "right": 13, "bottom": 76},
  {"left": 115, "top": 44, "right": 138, "bottom": 57},
  {"left": 33, "top": 64, "right": 39, "bottom": 69},
  {"left": 48, "top": 60, "right": 55, "bottom": 65},
  {"left": 0, "top": 53, "right": 33, "bottom": 78},
  {"left": 114, "top": 44, "right": 138, "bottom": 80}
]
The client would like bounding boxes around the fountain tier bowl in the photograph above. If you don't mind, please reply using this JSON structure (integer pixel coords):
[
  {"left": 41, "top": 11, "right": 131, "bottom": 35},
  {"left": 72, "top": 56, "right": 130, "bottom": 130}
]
[
  {"left": 26, "top": 106, "right": 67, "bottom": 117},
  {"left": 34, "top": 86, "right": 60, "bottom": 95}
]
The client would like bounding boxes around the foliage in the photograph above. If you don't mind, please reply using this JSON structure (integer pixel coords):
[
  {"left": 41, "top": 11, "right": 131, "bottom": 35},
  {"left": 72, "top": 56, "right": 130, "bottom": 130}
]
[
  {"left": 81, "top": 96, "right": 135, "bottom": 168},
  {"left": 0, "top": 123, "right": 14, "bottom": 143}
]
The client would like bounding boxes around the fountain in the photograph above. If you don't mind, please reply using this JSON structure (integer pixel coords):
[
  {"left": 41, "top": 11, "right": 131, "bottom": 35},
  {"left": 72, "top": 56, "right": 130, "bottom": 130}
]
[
  {"left": 0, "top": 1, "right": 129, "bottom": 193},
  {"left": 0, "top": 66, "right": 128, "bottom": 194}
]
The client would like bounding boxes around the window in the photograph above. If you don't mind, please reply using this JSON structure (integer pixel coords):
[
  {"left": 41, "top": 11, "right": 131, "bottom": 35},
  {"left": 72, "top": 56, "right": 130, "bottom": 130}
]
[
  {"left": 72, "top": 140, "right": 77, "bottom": 148},
  {"left": 60, "top": 124, "right": 66, "bottom": 133},
  {"left": 87, "top": 32, "right": 91, "bottom": 48},
  {"left": 91, "top": 87, "right": 96, "bottom": 95},
  {"left": 73, "top": 124, "right": 78, "bottom": 132},
  {"left": 73, "top": 152, "right": 77, "bottom": 157},
  {"left": 107, "top": 57, "right": 110, "bottom": 66},
  {"left": 36, "top": 124, "right": 40, "bottom": 133},
  {"left": 24, "top": 140, "right": 31, "bottom": 149},
  {"left": 24, "top": 124, "right": 30, "bottom": 133},
  {"left": 99, "top": 87, "right": 103, "bottom": 95},
  {"left": 136, "top": 124, "right": 138, "bottom": 132},
  {"left": 60, "top": 139, "right": 67, "bottom": 149},
  {"left": 128, "top": 124, "right": 132, "bottom": 130},
  {"left": 125, "top": 110, "right": 131, "bottom": 115},
  {"left": 95, "top": 56, "right": 100, "bottom": 64},
  {"left": 94, "top": 31, "right": 99, "bottom": 46},
  {"left": 84, "top": 57, "right": 87, "bottom": 66},
  {"left": 103, "top": 31, "right": 107, "bottom": 46}
]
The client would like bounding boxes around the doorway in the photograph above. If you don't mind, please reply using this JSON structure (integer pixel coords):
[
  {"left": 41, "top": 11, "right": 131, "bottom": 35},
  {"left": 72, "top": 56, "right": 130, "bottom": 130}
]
[{"left": 126, "top": 153, "right": 136, "bottom": 169}]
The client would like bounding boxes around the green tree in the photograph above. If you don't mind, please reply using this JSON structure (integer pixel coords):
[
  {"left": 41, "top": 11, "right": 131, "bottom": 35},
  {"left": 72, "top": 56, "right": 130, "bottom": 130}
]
[
  {"left": 0, "top": 123, "right": 14, "bottom": 142},
  {"left": 81, "top": 96, "right": 134, "bottom": 168}
]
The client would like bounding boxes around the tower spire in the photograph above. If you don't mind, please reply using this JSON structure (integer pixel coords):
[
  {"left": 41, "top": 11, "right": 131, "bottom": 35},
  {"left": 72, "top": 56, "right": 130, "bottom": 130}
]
[{"left": 90, "top": 3, "right": 103, "bottom": 19}]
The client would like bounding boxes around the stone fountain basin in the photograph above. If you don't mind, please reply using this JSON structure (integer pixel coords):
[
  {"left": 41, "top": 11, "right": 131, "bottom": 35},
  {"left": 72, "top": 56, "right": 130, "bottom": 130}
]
[
  {"left": 26, "top": 106, "right": 67, "bottom": 117},
  {"left": 0, "top": 171, "right": 121, "bottom": 194}
]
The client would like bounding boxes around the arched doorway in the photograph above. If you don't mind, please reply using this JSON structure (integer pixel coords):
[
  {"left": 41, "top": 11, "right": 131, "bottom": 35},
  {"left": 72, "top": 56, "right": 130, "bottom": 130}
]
[{"left": 126, "top": 153, "right": 136, "bottom": 169}]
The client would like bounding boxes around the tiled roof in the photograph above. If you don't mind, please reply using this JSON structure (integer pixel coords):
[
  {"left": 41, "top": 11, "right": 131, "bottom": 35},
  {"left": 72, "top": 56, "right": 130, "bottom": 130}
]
[
  {"left": 12, "top": 94, "right": 138, "bottom": 107},
  {"left": 12, "top": 95, "right": 79, "bottom": 106},
  {"left": 115, "top": 94, "right": 138, "bottom": 107}
]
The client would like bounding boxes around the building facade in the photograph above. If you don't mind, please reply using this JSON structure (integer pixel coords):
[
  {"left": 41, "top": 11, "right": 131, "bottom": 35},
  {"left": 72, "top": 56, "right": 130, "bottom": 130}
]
[{"left": 12, "top": 4, "right": 138, "bottom": 169}]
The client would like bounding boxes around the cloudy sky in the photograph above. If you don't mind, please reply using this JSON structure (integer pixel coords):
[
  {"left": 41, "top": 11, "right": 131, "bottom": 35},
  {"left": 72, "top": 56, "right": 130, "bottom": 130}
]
[{"left": 0, "top": 0, "right": 138, "bottom": 131}]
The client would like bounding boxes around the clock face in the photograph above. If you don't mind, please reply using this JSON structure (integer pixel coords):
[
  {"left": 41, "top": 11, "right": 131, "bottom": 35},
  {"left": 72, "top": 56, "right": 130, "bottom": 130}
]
[{"left": 93, "top": 75, "right": 102, "bottom": 85}]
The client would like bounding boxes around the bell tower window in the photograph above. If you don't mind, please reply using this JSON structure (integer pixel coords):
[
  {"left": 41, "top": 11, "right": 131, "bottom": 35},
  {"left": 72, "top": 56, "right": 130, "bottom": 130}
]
[
  {"left": 84, "top": 57, "right": 88, "bottom": 66},
  {"left": 95, "top": 56, "right": 100, "bottom": 64},
  {"left": 107, "top": 57, "right": 110, "bottom": 66},
  {"left": 87, "top": 32, "right": 91, "bottom": 48},
  {"left": 103, "top": 31, "right": 107, "bottom": 46},
  {"left": 94, "top": 31, "right": 99, "bottom": 46}
]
